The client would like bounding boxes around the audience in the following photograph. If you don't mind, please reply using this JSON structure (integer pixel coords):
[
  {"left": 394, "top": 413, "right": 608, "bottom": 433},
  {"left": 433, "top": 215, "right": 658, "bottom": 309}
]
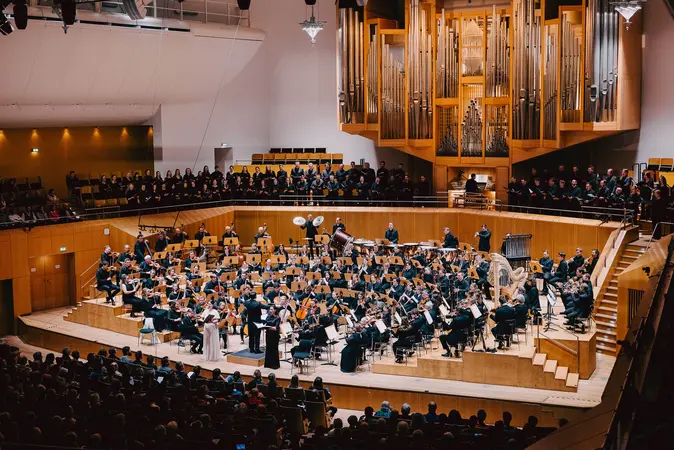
[
  {"left": 0, "top": 342, "right": 557, "bottom": 450},
  {"left": 71, "top": 161, "right": 432, "bottom": 209}
]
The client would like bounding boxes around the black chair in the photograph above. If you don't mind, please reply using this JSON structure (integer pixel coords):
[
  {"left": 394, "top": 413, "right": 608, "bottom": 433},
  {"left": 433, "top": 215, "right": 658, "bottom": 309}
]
[
  {"left": 292, "top": 148, "right": 304, "bottom": 154},
  {"left": 305, "top": 389, "right": 325, "bottom": 403},
  {"left": 281, "top": 148, "right": 293, "bottom": 154},
  {"left": 304, "top": 148, "right": 316, "bottom": 153},
  {"left": 292, "top": 339, "right": 314, "bottom": 374},
  {"left": 270, "top": 148, "right": 281, "bottom": 154},
  {"left": 285, "top": 387, "right": 306, "bottom": 405}
]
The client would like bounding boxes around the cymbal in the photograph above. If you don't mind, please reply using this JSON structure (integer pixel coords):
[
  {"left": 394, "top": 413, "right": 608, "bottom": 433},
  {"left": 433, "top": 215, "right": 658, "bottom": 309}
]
[
  {"left": 293, "top": 216, "right": 306, "bottom": 226},
  {"left": 312, "top": 215, "right": 324, "bottom": 226}
]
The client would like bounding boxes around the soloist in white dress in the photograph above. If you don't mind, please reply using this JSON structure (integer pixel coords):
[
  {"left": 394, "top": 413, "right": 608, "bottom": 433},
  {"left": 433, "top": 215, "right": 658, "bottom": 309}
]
[{"left": 203, "top": 319, "right": 220, "bottom": 362}]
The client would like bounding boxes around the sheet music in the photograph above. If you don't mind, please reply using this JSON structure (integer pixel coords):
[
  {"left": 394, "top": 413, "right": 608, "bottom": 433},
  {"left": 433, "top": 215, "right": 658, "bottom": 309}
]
[
  {"left": 394, "top": 312, "right": 402, "bottom": 324},
  {"left": 424, "top": 310, "right": 433, "bottom": 324},
  {"left": 345, "top": 316, "right": 354, "bottom": 328},
  {"left": 375, "top": 319, "right": 387, "bottom": 333},
  {"left": 350, "top": 311, "right": 358, "bottom": 322},
  {"left": 546, "top": 290, "right": 557, "bottom": 307},
  {"left": 470, "top": 304, "right": 482, "bottom": 319},
  {"left": 539, "top": 294, "right": 549, "bottom": 310},
  {"left": 438, "top": 304, "right": 449, "bottom": 317},
  {"left": 254, "top": 322, "right": 269, "bottom": 330},
  {"left": 325, "top": 324, "right": 339, "bottom": 341},
  {"left": 484, "top": 300, "right": 495, "bottom": 311}
]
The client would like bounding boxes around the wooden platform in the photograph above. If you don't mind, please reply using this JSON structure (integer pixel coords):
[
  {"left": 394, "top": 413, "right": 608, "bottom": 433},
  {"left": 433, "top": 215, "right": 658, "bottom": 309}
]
[
  {"left": 18, "top": 305, "right": 614, "bottom": 424},
  {"left": 226, "top": 349, "right": 282, "bottom": 367}
]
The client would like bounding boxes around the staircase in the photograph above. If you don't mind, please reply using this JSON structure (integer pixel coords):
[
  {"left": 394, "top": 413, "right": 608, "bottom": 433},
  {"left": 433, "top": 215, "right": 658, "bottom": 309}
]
[
  {"left": 638, "top": 220, "right": 653, "bottom": 240},
  {"left": 594, "top": 241, "right": 646, "bottom": 355}
]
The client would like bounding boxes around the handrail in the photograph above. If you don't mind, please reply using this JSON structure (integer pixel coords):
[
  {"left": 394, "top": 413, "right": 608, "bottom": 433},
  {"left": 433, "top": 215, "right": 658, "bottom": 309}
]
[
  {"left": 536, "top": 308, "right": 581, "bottom": 372},
  {"left": 645, "top": 221, "right": 674, "bottom": 252},
  {"left": 79, "top": 258, "right": 101, "bottom": 279}
]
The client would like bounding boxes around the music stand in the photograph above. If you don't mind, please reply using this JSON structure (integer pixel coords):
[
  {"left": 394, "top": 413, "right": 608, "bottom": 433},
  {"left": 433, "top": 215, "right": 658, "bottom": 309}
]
[
  {"left": 246, "top": 254, "right": 262, "bottom": 266},
  {"left": 223, "top": 237, "right": 239, "bottom": 247},
  {"left": 291, "top": 281, "right": 307, "bottom": 291},
  {"left": 184, "top": 240, "right": 199, "bottom": 250},
  {"left": 257, "top": 237, "right": 273, "bottom": 253},
  {"left": 152, "top": 252, "right": 166, "bottom": 261},
  {"left": 285, "top": 267, "right": 300, "bottom": 276},
  {"left": 528, "top": 261, "right": 543, "bottom": 274},
  {"left": 383, "top": 273, "right": 396, "bottom": 282},
  {"left": 320, "top": 256, "right": 332, "bottom": 265},
  {"left": 338, "top": 257, "right": 352, "bottom": 265},
  {"left": 543, "top": 289, "right": 557, "bottom": 331},
  {"left": 307, "top": 272, "right": 321, "bottom": 281},
  {"left": 315, "top": 285, "right": 331, "bottom": 294},
  {"left": 221, "top": 256, "right": 239, "bottom": 267},
  {"left": 166, "top": 244, "right": 182, "bottom": 253},
  {"left": 330, "top": 271, "right": 342, "bottom": 280},
  {"left": 270, "top": 255, "right": 287, "bottom": 265},
  {"left": 390, "top": 256, "right": 403, "bottom": 265},
  {"left": 296, "top": 256, "right": 309, "bottom": 265}
]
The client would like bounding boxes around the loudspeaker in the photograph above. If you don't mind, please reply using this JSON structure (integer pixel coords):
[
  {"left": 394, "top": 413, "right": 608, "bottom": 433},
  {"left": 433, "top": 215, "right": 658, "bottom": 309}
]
[
  {"left": 61, "top": 0, "right": 76, "bottom": 25},
  {"left": 13, "top": 0, "right": 28, "bottom": 30},
  {"left": 304, "top": 0, "right": 316, "bottom": 5},
  {"left": 237, "top": 0, "right": 251, "bottom": 10}
]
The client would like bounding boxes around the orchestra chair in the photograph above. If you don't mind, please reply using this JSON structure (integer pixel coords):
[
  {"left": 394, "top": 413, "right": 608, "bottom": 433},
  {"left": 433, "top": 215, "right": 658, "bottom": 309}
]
[
  {"left": 280, "top": 406, "right": 308, "bottom": 437},
  {"left": 284, "top": 387, "right": 306, "bottom": 407},
  {"left": 304, "top": 400, "right": 330, "bottom": 429},
  {"left": 291, "top": 339, "right": 315, "bottom": 375},
  {"left": 176, "top": 334, "right": 196, "bottom": 354},
  {"left": 504, "top": 319, "right": 520, "bottom": 350},
  {"left": 359, "top": 346, "right": 372, "bottom": 371},
  {"left": 138, "top": 318, "right": 159, "bottom": 346}
]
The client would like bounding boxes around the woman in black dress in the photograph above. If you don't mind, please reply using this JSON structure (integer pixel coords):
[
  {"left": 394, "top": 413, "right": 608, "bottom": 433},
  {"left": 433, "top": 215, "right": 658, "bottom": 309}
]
[{"left": 264, "top": 306, "right": 281, "bottom": 369}]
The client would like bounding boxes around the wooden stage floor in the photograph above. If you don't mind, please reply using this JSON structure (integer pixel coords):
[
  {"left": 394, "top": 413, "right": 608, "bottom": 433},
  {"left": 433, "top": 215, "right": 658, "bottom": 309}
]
[{"left": 19, "top": 305, "right": 615, "bottom": 412}]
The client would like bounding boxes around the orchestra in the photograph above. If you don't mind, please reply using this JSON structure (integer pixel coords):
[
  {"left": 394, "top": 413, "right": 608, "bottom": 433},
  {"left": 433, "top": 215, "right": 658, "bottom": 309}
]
[{"left": 92, "top": 216, "right": 592, "bottom": 372}]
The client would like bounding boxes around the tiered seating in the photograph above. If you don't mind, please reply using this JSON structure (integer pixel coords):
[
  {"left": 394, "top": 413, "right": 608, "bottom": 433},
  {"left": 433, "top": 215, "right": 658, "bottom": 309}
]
[
  {"left": 0, "top": 176, "right": 45, "bottom": 206},
  {"left": 250, "top": 150, "right": 342, "bottom": 165}
]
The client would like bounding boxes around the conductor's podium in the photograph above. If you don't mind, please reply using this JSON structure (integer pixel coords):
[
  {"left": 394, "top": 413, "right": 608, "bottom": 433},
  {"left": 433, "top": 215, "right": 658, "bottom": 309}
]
[{"left": 64, "top": 298, "right": 179, "bottom": 343}]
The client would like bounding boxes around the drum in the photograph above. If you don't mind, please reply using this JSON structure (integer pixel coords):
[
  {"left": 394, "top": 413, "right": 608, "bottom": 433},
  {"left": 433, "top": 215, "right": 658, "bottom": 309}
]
[{"left": 330, "top": 229, "right": 354, "bottom": 254}]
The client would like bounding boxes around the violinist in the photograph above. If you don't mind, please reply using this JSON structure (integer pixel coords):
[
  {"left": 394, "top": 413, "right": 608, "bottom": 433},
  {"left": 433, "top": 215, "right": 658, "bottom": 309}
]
[
  {"left": 120, "top": 274, "right": 151, "bottom": 318},
  {"left": 203, "top": 274, "right": 223, "bottom": 297},
  {"left": 440, "top": 307, "right": 472, "bottom": 358},
  {"left": 392, "top": 316, "right": 416, "bottom": 364},
  {"left": 263, "top": 273, "right": 282, "bottom": 303},
  {"left": 116, "top": 244, "right": 134, "bottom": 265},
  {"left": 96, "top": 261, "right": 120, "bottom": 305},
  {"left": 139, "top": 255, "right": 157, "bottom": 279},
  {"left": 179, "top": 310, "right": 203, "bottom": 354},
  {"left": 340, "top": 324, "right": 369, "bottom": 372},
  {"left": 100, "top": 245, "right": 117, "bottom": 266}
]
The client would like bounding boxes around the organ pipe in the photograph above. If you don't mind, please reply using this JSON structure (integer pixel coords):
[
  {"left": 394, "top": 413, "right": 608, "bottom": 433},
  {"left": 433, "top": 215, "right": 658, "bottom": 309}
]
[
  {"left": 486, "top": 6, "right": 510, "bottom": 98},
  {"left": 408, "top": 0, "right": 433, "bottom": 139},
  {"left": 436, "top": 10, "right": 459, "bottom": 99},
  {"left": 338, "top": 8, "right": 365, "bottom": 124}
]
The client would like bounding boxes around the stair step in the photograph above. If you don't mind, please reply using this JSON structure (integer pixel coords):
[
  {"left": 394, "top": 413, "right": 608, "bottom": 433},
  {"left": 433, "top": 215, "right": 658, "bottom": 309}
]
[
  {"left": 596, "top": 312, "right": 617, "bottom": 321},
  {"left": 598, "top": 305, "right": 617, "bottom": 313},
  {"left": 601, "top": 299, "right": 618, "bottom": 306},
  {"left": 607, "top": 286, "right": 618, "bottom": 291},
  {"left": 566, "top": 373, "right": 580, "bottom": 388},
  {"left": 595, "top": 320, "right": 616, "bottom": 328},
  {"left": 604, "top": 292, "right": 618, "bottom": 299},
  {"left": 532, "top": 353, "right": 547, "bottom": 366},
  {"left": 555, "top": 366, "right": 569, "bottom": 380},
  {"left": 519, "top": 347, "right": 536, "bottom": 359},
  {"left": 543, "top": 360, "right": 558, "bottom": 374},
  {"left": 597, "top": 328, "right": 617, "bottom": 337},
  {"left": 597, "top": 336, "right": 617, "bottom": 345},
  {"left": 609, "top": 279, "right": 618, "bottom": 284},
  {"left": 597, "top": 343, "right": 616, "bottom": 353}
]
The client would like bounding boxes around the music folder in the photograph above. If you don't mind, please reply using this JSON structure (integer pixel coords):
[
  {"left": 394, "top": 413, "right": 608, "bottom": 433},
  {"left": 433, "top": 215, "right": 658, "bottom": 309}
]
[
  {"left": 423, "top": 310, "right": 433, "bottom": 325},
  {"left": 438, "top": 304, "right": 449, "bottom": 317},
  {"left": 254, "top": 322, "right": 270, "bottom": 330},
  {"left": 345, "top": 316, "right": 354, "bottom": 328},
  {"left": 375, "top": 319, "right": 386, "bottom": 333},
  {"left": 394, "top": 312, "right": 402, "bottom": 325},
  {"left": 325, "top": 324, "right": 339, "bottom": 341},
  {"left": 470, "top": 304, "right": 482, "bottom": 319}
]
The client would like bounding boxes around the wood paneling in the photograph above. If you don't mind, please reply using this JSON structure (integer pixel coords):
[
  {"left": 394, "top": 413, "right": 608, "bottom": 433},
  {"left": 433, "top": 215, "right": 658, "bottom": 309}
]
[
  {"left": 0, "top": 126, "right": 153, "bottom": 197},
  {"left": 30, "top": 254, "right": 74, "bottom": 312}
]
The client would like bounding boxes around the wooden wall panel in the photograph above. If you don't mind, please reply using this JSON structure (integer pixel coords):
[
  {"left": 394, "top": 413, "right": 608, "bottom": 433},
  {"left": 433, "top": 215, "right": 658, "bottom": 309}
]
[
  {"left": 0, "top": 236, "right": 13, "bottom": 280},
  {"left": 12, "top": 276, "right": 32, "bottom": 317},
  {"left": 10, "top": 230, "right": 30, "bottom": 278}
]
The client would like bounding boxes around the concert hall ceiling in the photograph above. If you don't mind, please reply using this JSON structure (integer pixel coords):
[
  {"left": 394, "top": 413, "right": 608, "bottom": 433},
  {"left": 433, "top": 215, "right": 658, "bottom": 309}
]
[{"left": 0, "top": 13, "right": 264, "bottom": 127}]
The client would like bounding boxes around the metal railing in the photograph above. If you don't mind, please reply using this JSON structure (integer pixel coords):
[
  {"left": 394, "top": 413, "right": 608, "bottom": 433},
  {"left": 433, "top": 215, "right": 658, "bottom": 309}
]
[
  {"left": 0, "top": 194, "right": 639, "bottom": 232},
  {"left": 645, "top": 221, "right": 674, "bottom": 252}
]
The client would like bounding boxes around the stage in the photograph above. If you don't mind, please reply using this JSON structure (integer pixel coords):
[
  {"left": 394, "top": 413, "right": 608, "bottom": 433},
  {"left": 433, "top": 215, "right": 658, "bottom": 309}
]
[{"left": 16, "top": 302, "right": 615, "bottom": 427}]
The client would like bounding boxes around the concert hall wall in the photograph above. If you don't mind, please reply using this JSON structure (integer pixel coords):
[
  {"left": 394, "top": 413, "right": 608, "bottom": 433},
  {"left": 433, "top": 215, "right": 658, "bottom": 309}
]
[
  {"left": 0, "top": 126, "right": 154, "bottom": 196},
  {"left": 151, "top": 0, "right": 412, "bottom": 174},
  {"left": 637, "top": 1, "right": 674, "bottom": 162}
]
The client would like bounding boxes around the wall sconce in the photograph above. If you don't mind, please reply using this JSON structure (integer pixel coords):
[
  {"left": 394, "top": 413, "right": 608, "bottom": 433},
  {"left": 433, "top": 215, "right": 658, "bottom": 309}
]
[{"left": 31, "top": 148, "right": 39, "bottom": 153}]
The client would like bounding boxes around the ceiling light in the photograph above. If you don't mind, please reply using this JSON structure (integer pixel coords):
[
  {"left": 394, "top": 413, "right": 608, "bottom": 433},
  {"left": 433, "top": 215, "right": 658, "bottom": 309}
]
[
  {"left": 300, "top": 5, "right": 326, "bottom": 44},
  {"left": 610, "top": 0, "right": 644, "bottom": 29}
]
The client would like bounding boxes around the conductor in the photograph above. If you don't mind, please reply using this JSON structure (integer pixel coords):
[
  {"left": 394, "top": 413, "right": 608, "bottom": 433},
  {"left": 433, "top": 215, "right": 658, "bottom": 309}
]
[
  {"left": 385, "top": 222, "right": 399, "bottom": 244},
  {"left": 300, "top": 214, "right": 318, "bottom": 257},
  {"left": 243, "top": 292, "right": 270, "bottom": 354}
]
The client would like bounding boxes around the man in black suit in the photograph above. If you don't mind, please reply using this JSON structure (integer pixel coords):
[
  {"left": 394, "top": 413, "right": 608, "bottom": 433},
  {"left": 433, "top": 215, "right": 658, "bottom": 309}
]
[
  {"left": 465, "top": 173, "right": 479, "bottom": 193},
  {"left": 243, "top": 294, "right": 270, "bottom": 353},
  {"left": 179, "top": 311, "right": 203, "bottom": 354},
  {"left": 443, "top": 227, "right": 459, "bottom": 248},
  {"left": 549, "top": 252, "right": 569, "bottom": 285},
  {"left": 491, "top": 302, "right": 516, "bottom": 349},
  {"left": 384, "top": 222, "right": 399, "bottom": 244},
  {"left": 300, "top": 214, "right": 318, "bottom": 257},
  {"left": 475, "top": 224, "right": 492, "bottom": 252},
  {"left": 332, "top": 217, "right": 346, "bottom": 234},
  {"left": 539, "top": 250, "right": 554, "bottom": 280}
]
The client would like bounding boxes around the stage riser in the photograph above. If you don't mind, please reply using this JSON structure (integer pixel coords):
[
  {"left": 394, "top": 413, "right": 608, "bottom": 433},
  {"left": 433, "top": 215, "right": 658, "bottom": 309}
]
[
  {"left": 227, "top": 352, "right": 283, "bottom": 367},
  {"left": 373, "top": 351, "right": 576, "bottom": 392},
  {"left": 17, "top": 320, "right": 580, "bottom": 428},
  {"left": 64, "top": 300, "right": 176, "bottom": 343},
  {"left": 535, "top": 337, "right": 597, "bottom": 380}
]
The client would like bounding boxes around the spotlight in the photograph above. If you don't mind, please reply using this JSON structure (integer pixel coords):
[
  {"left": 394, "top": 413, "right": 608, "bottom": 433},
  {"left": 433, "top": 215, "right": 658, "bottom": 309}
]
[
  {"left": 237, "top": 0, "right": 250, "bottom": 10},
  {"left": 13, "top": 0, "right": 27, "bottom": 30}
]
